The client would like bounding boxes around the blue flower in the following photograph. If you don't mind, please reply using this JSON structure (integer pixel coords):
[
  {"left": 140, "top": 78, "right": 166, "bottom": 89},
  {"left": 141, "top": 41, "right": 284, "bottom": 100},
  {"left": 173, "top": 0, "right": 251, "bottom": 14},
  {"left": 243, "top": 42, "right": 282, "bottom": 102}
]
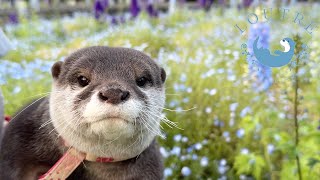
[
  {"left": 181, "top": 166, "right": 191, "bottom": 176},
  {"left": 181, "top": 136, "right": 188, "bottom": 143},
  {"left": 240, "top": 106, "right": 251, "bottom": 117},
  {"left": 173, "top": 134, "right": 182, "bottom": 142},
  {"left": 267, "top": 144, "right": 275, "bottom": 154},
  {"left": 200, "top": 156, "right": 209, "bottom": 167},
  {"left": 229, "top": 103, "right": 238, "bottom": 112},
  {"left": 194, "top": 143, "right": 202, "bottom": 150},
  {"left": 164, "top": 168, "right": 173, "bottom": 177},
  {"left": 159, "top": 147, "right": 169, "bottom": 158},
  {"left": 186, "top": 146, "right": 193, "bottom": 153},
  {"left": 218, "top": 166, "right": 228, "bottom": 174},
  {"left": 180, "top": 73, "right": 187, "bottom": 82},
  {"left": 241, "top": 148, "right": 249, "bottom": 154},
  {"left": 182, "top": 97, "right": 189, "bottom": 103},
  {"left": 192, "top": 154, "right": 198, "bottom": 160},
  {"left": 12, "top": 86, "right": 21, "bottom": 94},
  {"left": 170, "top": 146, "right": 181, "bottom": 156},
  {"left": 236, "top": 128, "right": 245, "bottom": 138},
  {"left": 247, "top": 23, "right": 273, "bottom": 92},
  {"left": 220, "top": 159, "right": 227, "bottom": 166}
]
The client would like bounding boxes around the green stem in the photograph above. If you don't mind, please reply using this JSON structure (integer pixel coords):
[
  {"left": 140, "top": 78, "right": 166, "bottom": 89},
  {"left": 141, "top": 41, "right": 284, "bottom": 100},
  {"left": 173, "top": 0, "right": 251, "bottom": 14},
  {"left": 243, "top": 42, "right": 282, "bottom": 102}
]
[{"left": 293, "top": 36, "right": 302, "bottom": 180}]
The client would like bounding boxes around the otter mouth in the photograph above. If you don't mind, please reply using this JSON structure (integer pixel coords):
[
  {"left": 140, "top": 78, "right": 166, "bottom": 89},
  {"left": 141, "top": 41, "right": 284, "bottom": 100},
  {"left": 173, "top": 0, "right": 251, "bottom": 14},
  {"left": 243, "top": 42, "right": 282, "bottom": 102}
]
[{"left": 90, "top": 116, "right": 131, "bottom": 124}]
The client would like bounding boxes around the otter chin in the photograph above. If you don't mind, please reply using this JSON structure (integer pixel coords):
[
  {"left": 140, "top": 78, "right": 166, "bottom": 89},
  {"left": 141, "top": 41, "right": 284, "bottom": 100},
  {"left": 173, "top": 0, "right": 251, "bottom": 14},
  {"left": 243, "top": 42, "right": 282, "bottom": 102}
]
[{"left": 0, "top": 46, "right": 166, "bottom": 180}]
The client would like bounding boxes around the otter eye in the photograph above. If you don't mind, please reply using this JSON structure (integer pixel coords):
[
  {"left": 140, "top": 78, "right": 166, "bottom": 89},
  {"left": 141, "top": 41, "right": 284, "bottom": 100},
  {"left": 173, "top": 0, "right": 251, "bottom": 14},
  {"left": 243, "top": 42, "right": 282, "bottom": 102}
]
[
  {"left": 77, "top": 76, "right": 90, "bottom": 87},
  {"left": 136, "top": 77, "right": 148, "bottom": 87}
]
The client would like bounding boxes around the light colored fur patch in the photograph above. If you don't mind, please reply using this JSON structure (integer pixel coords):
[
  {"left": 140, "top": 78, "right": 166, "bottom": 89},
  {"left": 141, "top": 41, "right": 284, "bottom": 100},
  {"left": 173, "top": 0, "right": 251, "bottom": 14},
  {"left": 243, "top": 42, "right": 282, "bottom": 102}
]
[{"left": 50, "top": 83, "right": 165, "bottom": 161}]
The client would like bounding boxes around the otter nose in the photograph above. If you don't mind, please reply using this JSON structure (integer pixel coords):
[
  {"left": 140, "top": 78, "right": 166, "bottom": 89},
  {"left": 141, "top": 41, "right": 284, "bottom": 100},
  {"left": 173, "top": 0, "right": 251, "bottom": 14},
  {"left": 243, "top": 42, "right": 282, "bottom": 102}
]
[{"left": 98, "top": 88, "right": 130, "bottom": 104}]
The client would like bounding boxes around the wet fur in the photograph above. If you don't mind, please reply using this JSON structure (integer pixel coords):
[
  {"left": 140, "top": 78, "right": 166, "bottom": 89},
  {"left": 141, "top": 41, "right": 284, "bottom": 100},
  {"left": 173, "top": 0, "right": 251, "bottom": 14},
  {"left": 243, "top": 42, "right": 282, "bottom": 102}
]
[{"left": 0, "top": 46, "right": 165, "bottom": 180}]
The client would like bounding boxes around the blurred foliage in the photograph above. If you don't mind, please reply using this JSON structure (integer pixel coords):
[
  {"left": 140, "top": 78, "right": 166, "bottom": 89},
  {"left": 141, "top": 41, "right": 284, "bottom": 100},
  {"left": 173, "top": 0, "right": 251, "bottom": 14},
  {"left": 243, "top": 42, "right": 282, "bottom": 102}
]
[{"left": 1, "top": 6, "right": 320, "bottom": 180}]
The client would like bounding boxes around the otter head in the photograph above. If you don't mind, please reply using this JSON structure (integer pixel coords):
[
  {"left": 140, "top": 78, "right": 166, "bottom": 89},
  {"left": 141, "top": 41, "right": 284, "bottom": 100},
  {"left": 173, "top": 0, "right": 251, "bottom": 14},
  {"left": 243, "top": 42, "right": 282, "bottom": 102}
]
[
  {"left": 280, "top": 38, "right": 295, "bottom": 53},
  {"left": 49, "top": 46, "right": 166, "bottom": 160}
]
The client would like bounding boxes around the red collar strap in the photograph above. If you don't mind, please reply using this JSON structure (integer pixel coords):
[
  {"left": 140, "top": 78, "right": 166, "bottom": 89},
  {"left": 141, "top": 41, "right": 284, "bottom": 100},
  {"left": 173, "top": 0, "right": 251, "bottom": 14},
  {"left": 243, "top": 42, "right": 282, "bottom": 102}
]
[{"left": 38, "top": 147, "right": 115, "bottom": 180}]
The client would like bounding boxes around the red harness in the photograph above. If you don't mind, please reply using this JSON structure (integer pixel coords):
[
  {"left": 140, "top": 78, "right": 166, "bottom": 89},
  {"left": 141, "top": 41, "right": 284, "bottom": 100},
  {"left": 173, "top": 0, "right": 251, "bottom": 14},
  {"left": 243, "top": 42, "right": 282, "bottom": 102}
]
[{"left": 38, "top": 139, "right": 115, "bottom": 180}]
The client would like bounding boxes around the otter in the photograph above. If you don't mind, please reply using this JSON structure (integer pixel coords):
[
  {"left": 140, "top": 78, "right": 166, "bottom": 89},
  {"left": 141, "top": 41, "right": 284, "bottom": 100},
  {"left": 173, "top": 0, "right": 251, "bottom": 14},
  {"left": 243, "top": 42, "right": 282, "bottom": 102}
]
[{"left": 0, "top": 46, "right": 166, "bottom": 180}]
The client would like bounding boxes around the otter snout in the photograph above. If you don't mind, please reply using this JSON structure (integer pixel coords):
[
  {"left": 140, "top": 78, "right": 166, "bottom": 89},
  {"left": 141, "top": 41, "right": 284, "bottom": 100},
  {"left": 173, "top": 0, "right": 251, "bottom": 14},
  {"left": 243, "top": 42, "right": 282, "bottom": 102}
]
[{"left": 98, "top": 88, "right": 130, "bottom": 104}]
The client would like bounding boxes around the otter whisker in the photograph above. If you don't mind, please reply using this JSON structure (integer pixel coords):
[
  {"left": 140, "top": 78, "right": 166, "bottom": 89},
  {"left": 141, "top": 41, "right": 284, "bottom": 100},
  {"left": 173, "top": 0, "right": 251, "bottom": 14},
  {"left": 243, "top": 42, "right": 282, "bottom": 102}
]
[
  {"left": 144, "top": 109, "right": 183, "bottom": 130},
  {"left": 9, "top": 96, "right": 47, "bottom": 123},
  {"left": 139, "top": 116, "right": 164, "bottom": 138}
]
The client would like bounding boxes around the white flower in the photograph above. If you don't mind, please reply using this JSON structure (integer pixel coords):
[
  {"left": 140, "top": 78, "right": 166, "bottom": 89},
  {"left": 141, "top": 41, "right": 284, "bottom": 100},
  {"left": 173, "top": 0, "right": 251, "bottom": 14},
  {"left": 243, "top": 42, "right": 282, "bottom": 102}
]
[{"left": 205, "top": 107, "right": 212, "bottom": 113}]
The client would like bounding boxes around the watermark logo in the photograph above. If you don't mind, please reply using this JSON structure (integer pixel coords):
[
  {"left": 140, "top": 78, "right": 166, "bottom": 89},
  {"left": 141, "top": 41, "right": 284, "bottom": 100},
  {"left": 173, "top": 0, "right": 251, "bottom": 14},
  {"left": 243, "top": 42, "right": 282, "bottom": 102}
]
[
  {"left": 235, "top": 8, "right": 315, "bottom": 69},
  {"left": 253, "top": 36, "right": 295, "bottom": 67}
]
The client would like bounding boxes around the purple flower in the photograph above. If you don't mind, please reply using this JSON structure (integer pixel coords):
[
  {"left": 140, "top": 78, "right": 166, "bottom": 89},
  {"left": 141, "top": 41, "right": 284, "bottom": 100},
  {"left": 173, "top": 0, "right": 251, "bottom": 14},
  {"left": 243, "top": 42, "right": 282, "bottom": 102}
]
[
  {"left": 247, "top": 23, "right": 273, "bottom": 92},
  {"left": 218, "top": 0, "right": 226, "bottom": 6},
  {"left": 130, "top": 0, "right": 140, "bottom": 18},
  {"left": 243, "top": 0, "right": 253, "bottom": 8},
  {"left": 94, "top": 0, "right": 108, "bottom": 19},
  {"left": 145, "top": 0, "right": 158, "bottom": 17},
  {"left": 120, "top": 16, "right": 126, "bottom": 24},
  {"left": 111, "top": 16, "right": 118, "bottom": 25},
  {"left": 8, "top": 12, "right": 19, "bottom": 24},
  {"left": 198, "top": 0, "right": 206, "bottom": 8},
  {"left": 178, "top": 0, "right": 186, "bottom": 4},
  {"left": 45, "top": 0, "right": 53, "bottom": 6},
  {"left": 146, "top": 3, "right": 158, "bottom": 17}
]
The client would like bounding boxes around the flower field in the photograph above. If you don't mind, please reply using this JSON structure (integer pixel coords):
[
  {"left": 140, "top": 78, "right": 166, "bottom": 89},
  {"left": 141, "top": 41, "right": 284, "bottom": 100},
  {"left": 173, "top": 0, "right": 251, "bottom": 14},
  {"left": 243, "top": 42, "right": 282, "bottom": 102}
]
[{"left": 1, "top": 6, "right": 320, "bottom": 180}]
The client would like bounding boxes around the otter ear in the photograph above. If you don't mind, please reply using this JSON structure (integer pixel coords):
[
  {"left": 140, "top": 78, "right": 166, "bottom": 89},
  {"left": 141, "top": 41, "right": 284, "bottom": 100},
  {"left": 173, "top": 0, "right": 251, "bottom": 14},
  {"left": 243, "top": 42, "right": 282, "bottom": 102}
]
[
  {"left": 52, "top": 61, "right": 63, "bottom": 80},
  {"left": 160, "top": 68, "right": 166, "bottom": 83}
]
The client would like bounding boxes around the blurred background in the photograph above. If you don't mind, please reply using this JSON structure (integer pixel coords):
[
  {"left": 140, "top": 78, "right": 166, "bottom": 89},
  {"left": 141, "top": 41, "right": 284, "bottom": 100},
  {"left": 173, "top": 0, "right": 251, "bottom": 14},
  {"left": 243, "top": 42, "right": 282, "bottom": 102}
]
[{"left": 0, "top": 0, "right": 320, "bottom": 179}]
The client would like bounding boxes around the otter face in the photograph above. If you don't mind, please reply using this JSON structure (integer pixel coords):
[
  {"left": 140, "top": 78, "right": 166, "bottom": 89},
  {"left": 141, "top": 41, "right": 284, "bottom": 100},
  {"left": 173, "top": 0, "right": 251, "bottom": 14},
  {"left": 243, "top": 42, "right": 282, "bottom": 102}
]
[{"left": 49, "top": 46, "right": 166, "bottom": 160}]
